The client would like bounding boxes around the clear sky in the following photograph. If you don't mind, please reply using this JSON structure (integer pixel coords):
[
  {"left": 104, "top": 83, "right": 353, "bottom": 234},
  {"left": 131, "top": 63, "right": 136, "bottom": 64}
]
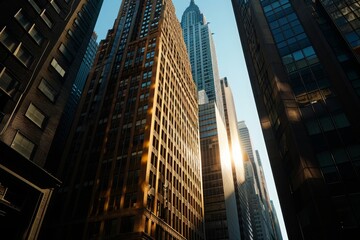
[{"left": 94, "top": 1, "right": 288, "bottom": 239}]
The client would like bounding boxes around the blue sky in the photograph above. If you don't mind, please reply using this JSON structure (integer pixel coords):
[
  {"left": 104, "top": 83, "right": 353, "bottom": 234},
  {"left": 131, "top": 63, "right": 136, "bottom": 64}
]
[{"left": 94, "top": 1, "right": 288, "bottom": 239}]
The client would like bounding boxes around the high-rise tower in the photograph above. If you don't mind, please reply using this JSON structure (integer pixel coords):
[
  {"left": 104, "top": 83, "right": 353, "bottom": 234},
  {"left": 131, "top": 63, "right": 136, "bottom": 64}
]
[
  {"left": 181, "top": 2, "right": 242, "bottom": 239},
  {"left": 48, "top": 0, "right": 204, "bottom": 239},
  {"left": 232, "top": 0, "right": 360, "bottom": 238},
  {"left": 238, "top": 121, "right": 277, "bottom": 240},
  {"left": 181, "top": 0, "right": 223, "bottom": 115},
  {"left": 0, "top": 0, "right": 103, "bottom": 238}
]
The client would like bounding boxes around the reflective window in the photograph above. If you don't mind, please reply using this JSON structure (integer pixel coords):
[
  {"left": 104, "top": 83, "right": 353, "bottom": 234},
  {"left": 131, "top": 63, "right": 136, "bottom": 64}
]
[
  {"left": 41, "top": 10, "right": 53, "bottom": 28},
  {"left": 59, "top": 43, "right": 73, "bottom": 62},
  {"left": 50, "top": 0, "right": 61, "bottom": 14},
  {"left": 28, "top": 26, "right": 44, "bottom": 45},
  {"left": 25, "top": 103, "right": 46, "bottom": 128},
  {"left": 0, "top": 68, "right": 19, "bottom": 95},
  {"left": 14, "top": 10, "right": 31, "bottom": 30},
  {"left": 11, "top": 132, "right": 35, "bottom": 159},
  {"left": 38, "top": 78, "right": 57, "bottom": 102},
  {"left": 14, "top": 44, "right": 33, "bottom": 67},
  {"left": 51, "top": 58, "right": 66, "bottom": 77},
  {"left": 28, "top": 0, "right": 41, "bottom": 13},
  {"left": 317, "top": 151, "right": 334, "bottom": 167},
  {"left": 0, "top": 29, "right": 18, "bottom": 52}
]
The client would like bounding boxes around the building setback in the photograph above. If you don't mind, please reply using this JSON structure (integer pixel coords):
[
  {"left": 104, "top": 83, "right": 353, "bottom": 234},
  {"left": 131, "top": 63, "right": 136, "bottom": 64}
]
[
  {"left": 232, "top": 0, "right": 360, "bottom": 239},
  {"left": 47, "top": 0, "right": 205, "bottom": 239},
  {"left": 0, "top": 0, "right": 103, "bottom": 238}
]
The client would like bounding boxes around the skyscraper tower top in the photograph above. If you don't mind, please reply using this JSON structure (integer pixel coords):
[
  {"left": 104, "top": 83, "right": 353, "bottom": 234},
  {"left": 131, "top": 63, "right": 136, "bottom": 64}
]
[
  {"left": 181, "top": 0, "right": 223, "bottom": 118},
  {"left": 182, "top": 0, "right": 205, "bottom": 25}
]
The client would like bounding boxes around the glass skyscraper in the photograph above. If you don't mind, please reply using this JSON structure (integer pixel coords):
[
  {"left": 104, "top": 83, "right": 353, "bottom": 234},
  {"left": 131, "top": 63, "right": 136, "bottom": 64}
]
[{"left": 232, "top": 0, "right": 360, "bottom": 239}]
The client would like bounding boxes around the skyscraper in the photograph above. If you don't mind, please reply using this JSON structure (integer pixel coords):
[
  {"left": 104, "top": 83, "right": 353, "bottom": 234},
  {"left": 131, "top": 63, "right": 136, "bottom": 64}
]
[
  {"left": 232, "top": 0, "right": 360, "bottom": 238},
  {"left": 181, "top": 2, "right": 243, "bottom": 239},
  {"left": 238, "top": 121, "right": 277, "bottom": 240},
  {"left": 46, "top": 32, "right": 98, "bottom": 173},
  {"left": 0, "top": 0, "right": 103, "bottom": 238},
  {"left": 181, "top": 0, "right": 223, "bottom": 116},
  {"left": 48, "top": 0, "right": 204, "bottom": 239}
]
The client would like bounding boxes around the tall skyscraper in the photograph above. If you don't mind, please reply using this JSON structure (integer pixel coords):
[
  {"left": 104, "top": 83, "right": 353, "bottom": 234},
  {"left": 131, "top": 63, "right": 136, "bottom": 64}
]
[
  {"left": 48, "top": 0, "right": 204, "bottom": 239},
  {"left": 181, "top": 2, "right": 243, "bottom": 239},
  {"left": 232, "top": 0, "right": 360, "bottom": 238},
  {"left": 270, "top": 200, "right": 283, "bottom": 240},
  {"left": 0, "top": 0, "right": 103, "bottom": 238},
  {"left": 181, "top": 0, "right": 223, "bottom": 116},
  {"left": 238, "top": 121, "right": 277, "bottom": 240}
]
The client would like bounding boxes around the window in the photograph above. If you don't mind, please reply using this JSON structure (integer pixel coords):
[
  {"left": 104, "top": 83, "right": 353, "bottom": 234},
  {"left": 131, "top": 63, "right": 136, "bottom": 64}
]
[
  {"left": 15, "top": 10, "right": 31, "bottom": 30},
  {"left": 59, "top": 43, "right": 73, "bottom": 62},
  {"left": 25, "top": 103, "right": 46, "bottom": 128},
  {"left": 50, "top": 0, "right": 61, "bottom": 14},
  {"left": 28, "top": 26, "right": 44, "bottom": 45},
  {"left": 28, "top": 0, "right": 41, "bottom": 13},
  {"left": 11, "top": 132, "right": 35, "bottom": 159},
  {"left": 38, "top": 78, "right": 57, "bottom": 101},
  {"left": 14, "top": 44, "right": 33, "bottom": 67},
  {"left": 0, "top": 68, "right": 19, "bottom": 95},
  {"left": 0, "top": 29, "right": 18, "bottom": 52},
  {"left": 51, "top": 58, "right": 66, "bottom": 77},
  {"left": 41, "top": 10, "right": 53, "bottom": 28}
]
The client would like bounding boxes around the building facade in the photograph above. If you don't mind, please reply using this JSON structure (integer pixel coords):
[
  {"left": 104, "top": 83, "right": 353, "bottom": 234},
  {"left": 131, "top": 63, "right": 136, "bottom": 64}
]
[
  {"left": 48, "top": 0, "right": 204, "bottom": 239},
  {"left": 46, "top": 32, "right": 98, "bottom": 173},
  {"left": 238, "top": 121, "right": 277, "bottom": 240},
  {"left": 0, "top": 0, "right": 103, "bottom": 238},
  {"left": 181, "top": 0, "right": 223, "bottom": 116},
  {"left": 232, "top": 0, "right": 360, "bottom": 239},
  {"left": 182, "top": 1, "right": 244, "bottom": 239},
  {"left": 199, "top": 101, "right": 241, "bottom": 240}
]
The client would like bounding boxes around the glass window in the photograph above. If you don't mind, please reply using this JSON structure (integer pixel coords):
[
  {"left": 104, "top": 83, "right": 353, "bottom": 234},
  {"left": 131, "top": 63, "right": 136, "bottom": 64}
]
[
  {"left": 305, "top": 120, "right": 321, "bottom": 135},
  {"left": 333, "top": 113, "right": 350, "bottom": 128},
  {"left": 41, "top": 11, "right": 53, "bottom": 28},
  {"left": 28, "top": 0, "right": 41, "bottom": 13},
  {"left": 14, "top": 44, "right": 33, "bottom": 67},
  {"left": 38, "top": 78, "right": 56, "bottom": 102},
  {"left": 11, "top": 132, "right": 35, "bottom": 159},
  {"left": 50, "top": 0, "right": 61, "bottom": 14},
  {"left": 29, "top": 26, "right": 44, "bottom": 45},
  {"left": 25, "top": 103, "right": 46, "bottom": 128},
  {"left": 51, "top": 58, "right": 66, "bottom": 77},
  {"left": 59, "top": 43, "right": 73, "bottom": 62},
  {"left": 0, "top": 29, "right": 18, "bottom": 52},
  {"left": 316, "top": 151, "right": 334, "bottom": 167},
  {"left": 14, "top": 10, "right": 31, "bottom": 30},
  {"left": 320, "top": 117, "right": 334, "bottom": 131},
  {"left": 0, "top": 68, "right": 19, "bottom": 95}
]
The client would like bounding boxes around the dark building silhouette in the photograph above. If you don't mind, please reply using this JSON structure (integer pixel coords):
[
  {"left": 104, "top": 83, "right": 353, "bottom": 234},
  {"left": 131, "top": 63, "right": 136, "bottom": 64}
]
[
  {"left": 46, "top": 32, "right": 98, "bottom": 173},
  {"left": 48, "top": 0, "right": 205, "bottom": 239},
  {"left": 0, "top": 0, "right": 103, "bottom": 238},
  {"left": 232, "top": 0, "right": 360, "bottom": 239}
]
